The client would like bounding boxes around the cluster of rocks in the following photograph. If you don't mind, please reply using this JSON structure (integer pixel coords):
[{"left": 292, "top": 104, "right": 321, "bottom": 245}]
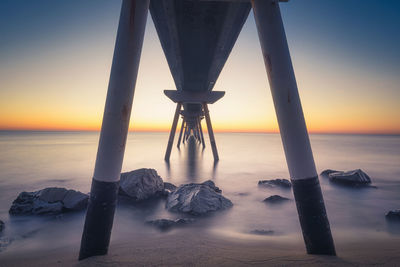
[
  {"left": 119, "top": 169, "right": 232, "bottom": 215},
  {"left": 9, "top": 169, "right": 233, "bottom": 218},
  {"left": 9, "top": 187, "right": 89, "bottom": 215},
  {"left": 320, "top": 169, "right": 371, "bottom": 186},
  {"left": 10, "top": 167, "right": 396, "bottom": 231},
  {"left": 258, "top": 179, "right": 291, "bottom": 189}
]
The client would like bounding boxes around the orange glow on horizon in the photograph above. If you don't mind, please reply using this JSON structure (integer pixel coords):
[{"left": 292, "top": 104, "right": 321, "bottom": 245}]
[{"left": 1, "top": 122, "right": 399, "bottom": 135}]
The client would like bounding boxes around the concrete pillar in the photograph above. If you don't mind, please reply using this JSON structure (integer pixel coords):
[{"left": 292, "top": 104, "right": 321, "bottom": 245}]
[
  {"left": 165, "top": 102, "right": 182, "bottom": 161},
  {"left": 252, "top": 0, "right": 335, "bottom": 255},
  {"left": 194, "top": 121, "right": 200, "bottom": 143},
  {"left": 183, "top": 123, "right": 187, "bottom": 144},
  {"left": 198, "top": 117, "right": 206, "bottom": 148},
  {"left": 177, "top": 118, "right": 185, "bottom": 148},
  {"left": 79, "top": 0, "right": 149, "bottom": 260},
  {"left": 203, "top": 103, "right": 219, "bottom": 161}
]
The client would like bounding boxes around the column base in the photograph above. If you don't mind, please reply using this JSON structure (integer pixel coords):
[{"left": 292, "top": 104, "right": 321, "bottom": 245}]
[
  {"left": 79, "top": 179, "right": 120, "bottom": 260},
  {"left": 292, "top": 176, "right": 336, "bottom": 255}
]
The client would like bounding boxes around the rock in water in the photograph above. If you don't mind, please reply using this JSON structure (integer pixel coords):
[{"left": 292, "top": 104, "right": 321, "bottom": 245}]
[
  {"left": 119, "top": 168, "right": 164, "bottom": 201},
  {"left": 9, "top": 188, "right": 88, "bottom": 215},
  {"left": 258, "top": 179, "right": 292, "bottom": 188},
  {"left": 321, "top": 169, "right": 371, "bottom": 185},
  {"left": 386, "top": 210, "right": 400, "bottom": 221},
  {"left": 263, "top": 195, "right": 290, "bottom": 204},
  {"left": 0, "top": 220, "right": 4, "bottom": 233},
  {"left": 166, "top": 180, "right": 232, "bottom": 215},
  {"left": 320, "top": 169, "right": 339, "bottom": 177},
  {"left": 146, "top": 218, "right": 195, "bottom": 231}
]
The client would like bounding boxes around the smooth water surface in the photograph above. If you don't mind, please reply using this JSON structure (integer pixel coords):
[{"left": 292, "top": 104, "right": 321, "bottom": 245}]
[{"left": 0, "top": 131, "right": 399, "bottom": 255}]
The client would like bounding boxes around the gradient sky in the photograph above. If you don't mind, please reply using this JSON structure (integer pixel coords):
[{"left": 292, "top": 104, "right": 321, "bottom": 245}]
[{"left": 0, "top": 0, "right": 399, "bottom": 134}]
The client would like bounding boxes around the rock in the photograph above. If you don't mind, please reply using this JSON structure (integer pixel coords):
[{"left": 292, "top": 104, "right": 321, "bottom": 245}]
[
  {"left": 263, "top": 195, "right": 290, "bottom": 204},
  {"left": 166, "top": 180, "right": 232, "bottom": 215},
  {"left": 9, "top": 187, "right": 88, "bottom": 215},
  {"left": 320, "top": 169, "right": 340, "bottom": 176},
  {"left": 146, "top": 218, "right": 195, "bottom": 231},
  {"left": 119, "top": 168, "right": 164, "bottom": 201},
  {"left": 386, "top": 210, "right": 400, "bottom": 221},
  {"left": 258, "top": 179, "right": 291, "bottom": 188},
  {"left": 250, "top": 229, "right": 274, "bottom": 235},
  {"left": 322, "top": 169, "right": 371, "bottom": 185},
  {"left": 0, "top": 220, "right": 4, "bottom": 233},
  {"left": 63, "top": 190, "right": 89, "bottom": 210}
]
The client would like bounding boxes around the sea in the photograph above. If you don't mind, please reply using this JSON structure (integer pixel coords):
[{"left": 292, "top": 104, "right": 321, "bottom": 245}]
[{"left": 0, "top": 131, "right": 399, "bottom": 255}]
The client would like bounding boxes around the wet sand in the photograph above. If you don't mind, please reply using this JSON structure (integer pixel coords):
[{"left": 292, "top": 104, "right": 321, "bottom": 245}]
[{"left": 1, "top": 229, "right": 400, "bottom": 266}]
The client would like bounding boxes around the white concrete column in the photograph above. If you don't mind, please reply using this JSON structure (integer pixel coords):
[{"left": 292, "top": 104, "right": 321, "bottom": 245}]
[
  {"left": 252, "top": 0, "right": 335, "bottom": 255},
  {"left": 79, "top": 0, "right": 149, "bottom": 260}
]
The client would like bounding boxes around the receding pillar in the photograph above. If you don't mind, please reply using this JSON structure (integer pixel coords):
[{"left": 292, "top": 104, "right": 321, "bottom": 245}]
[
  {"left": 203, "top": 103, "right": 219, "bottom": 161},
  {"left": 252, "top": 0, "right": 335, "bottom": 255},
  {"left": 165, "top": 103, "right": 182, "bottom": 161},
  {"left": 183, "top": 124, "right": 187, "bottom": 144},
  {"left": 177, "top": 118, "right": 185, "bottom": 148},
  {"left": 198, "top": 117, "right": 206, "bottom": 148},
  {"left": 79, "top": 0, "right": 149, "bottom": 260}
]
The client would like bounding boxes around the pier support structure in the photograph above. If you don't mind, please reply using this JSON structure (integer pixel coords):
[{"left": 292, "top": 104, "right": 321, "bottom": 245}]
[
  {"left": 165, "top": 102, "right": 182, "bottom": 161},
  {"left": 79, "top": 0, "right": 149, "bottom": 260},
  {"left": 252, "top": 0, "right": 336, "bottom": 255},
  {"left": 163, "top": 90, "right": 224, "bottom": 162}
]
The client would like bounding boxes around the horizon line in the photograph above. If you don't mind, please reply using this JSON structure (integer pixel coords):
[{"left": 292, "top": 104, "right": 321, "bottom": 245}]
[{"left": 0, "top": 128, "right": 399, "bottom": 136}]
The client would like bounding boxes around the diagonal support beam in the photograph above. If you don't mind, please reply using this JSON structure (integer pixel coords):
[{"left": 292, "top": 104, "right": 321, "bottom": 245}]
[
  {"left": 165, "top": 102, "right": 182, "bottom": 161},
  {"left": 177, "top": 117, "right": 185, "bottom": 148},
  {"left": 79, "top": 0, "right": 149, "bottom": 260},
  {"left": 252, "top": 0, "right": 335, "bottom": 255},
  {"left": 198, "top": 117, "right": 206, "bottom": 148},
  {"left": 203, "top": 103, "right": 219, "bottom": 161}
]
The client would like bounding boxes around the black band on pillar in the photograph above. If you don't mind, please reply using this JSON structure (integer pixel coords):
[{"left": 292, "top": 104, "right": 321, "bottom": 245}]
[
  {"left": 79, "top": 179, "right": 119, "bottom": 260},
  {"left": 292, "top": 176, "right": 336, "bottom": 255}
]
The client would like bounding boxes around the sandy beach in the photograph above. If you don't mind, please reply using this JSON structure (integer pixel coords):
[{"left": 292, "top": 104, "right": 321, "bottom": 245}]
[{"left": 2, "top": 229, "right": 400, "bottom": 266}]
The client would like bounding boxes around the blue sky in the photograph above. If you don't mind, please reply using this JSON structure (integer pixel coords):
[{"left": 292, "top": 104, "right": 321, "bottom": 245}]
[{"left": 0, "top": 0, "right": 399, "bottom": 133}]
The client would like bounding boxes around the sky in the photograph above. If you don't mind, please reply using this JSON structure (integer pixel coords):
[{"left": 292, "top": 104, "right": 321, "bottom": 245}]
[{"left": 0, "top": 0, "right": 399, "bottom": 134}]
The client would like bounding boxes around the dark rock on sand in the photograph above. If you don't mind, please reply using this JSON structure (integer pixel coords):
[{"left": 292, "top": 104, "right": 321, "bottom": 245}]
[
  {"left": 321, "top": 169, "right": 371, "bottom": 186},
  {"left": 258, "top": 179, "right": 292, "bottom": 189},
  {"left": 166, "top": 180, "right": 232, "bottom": 215},
  {"left": 263, "top": 195, "right": 290, "bottom": 204},
  {"left": 250, "top": 229, "right": 275, "bottom": 235},
  {"left": 146, "top": 218, "right": 195, "bottom": 231},
  {"left": 119, "top": 168, "right": 164, "bottom": 201},
  {"left": 386, "top": 210, "right": 400, "bottom": 221},
  {"left": 9, "top": 187, "right": 88, "bottom": 215},
  {"left": 0, "top": 220, "right": 4, "bottom": 233}
]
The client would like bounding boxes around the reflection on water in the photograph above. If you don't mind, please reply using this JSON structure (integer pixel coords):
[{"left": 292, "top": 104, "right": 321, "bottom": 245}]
[{"left": 0, "top": 131, "right": 399, "bottom": 255}]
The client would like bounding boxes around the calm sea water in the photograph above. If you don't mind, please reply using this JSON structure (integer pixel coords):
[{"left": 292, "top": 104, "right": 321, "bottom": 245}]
[{"left": 0, "top": 131, "right": 399, "bottom": 254}]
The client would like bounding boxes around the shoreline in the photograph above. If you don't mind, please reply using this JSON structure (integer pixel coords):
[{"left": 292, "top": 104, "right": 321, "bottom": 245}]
[{"left": 1, "top": 229, "right": 400, "bottom": 266}]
